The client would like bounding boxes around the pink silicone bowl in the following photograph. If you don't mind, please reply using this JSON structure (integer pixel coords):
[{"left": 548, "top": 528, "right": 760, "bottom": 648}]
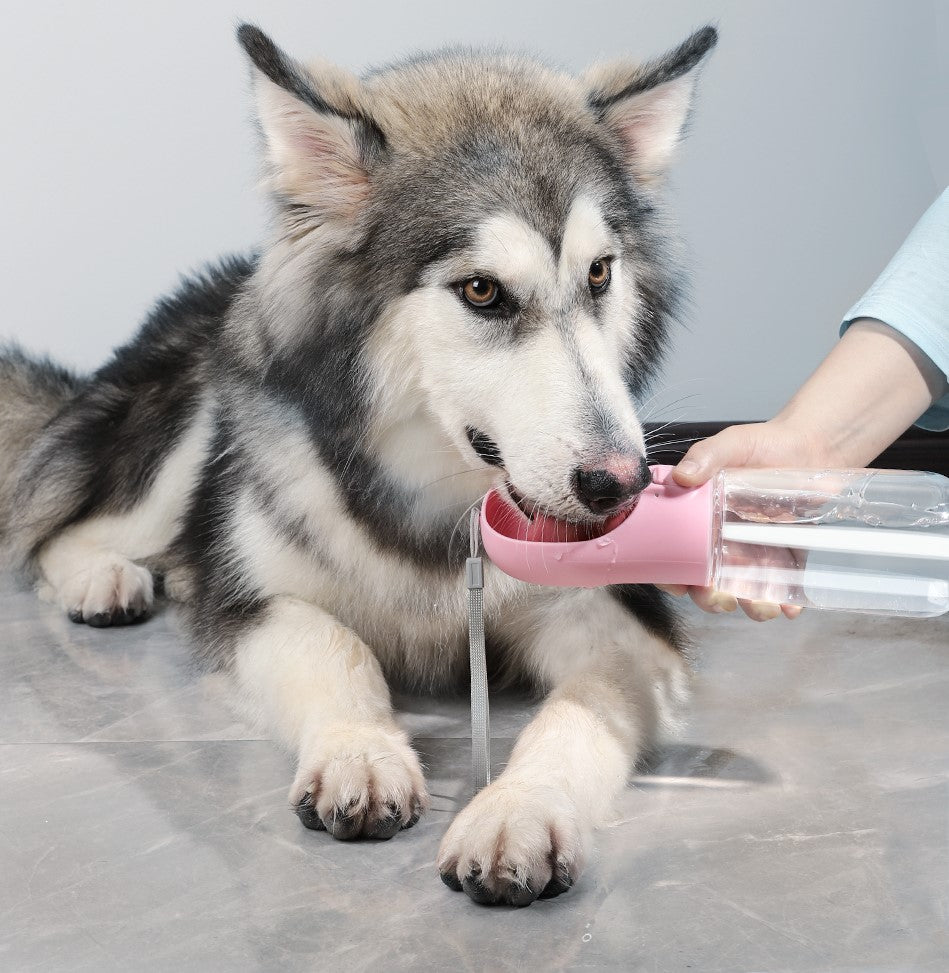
[{"left": 479, "top": 465, "right": 715, "bottom": 588}]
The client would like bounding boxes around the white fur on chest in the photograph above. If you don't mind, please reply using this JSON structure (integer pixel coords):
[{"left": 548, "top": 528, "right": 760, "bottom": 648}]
[{"left": 228, "top": 472, "right": 527, "bottom": 684}]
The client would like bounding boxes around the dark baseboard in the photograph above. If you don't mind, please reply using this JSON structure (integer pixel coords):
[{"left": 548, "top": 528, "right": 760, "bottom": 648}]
[{"left": 644, "top": 422, "right": 949, "bottom": 476}]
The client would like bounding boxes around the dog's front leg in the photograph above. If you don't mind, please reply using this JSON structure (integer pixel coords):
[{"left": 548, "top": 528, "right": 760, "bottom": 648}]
[
  {"left": 438, "top": 587, "right": 688, "bottom": 905},
  {"left": 233, "top": 595, "right": 429, "bottom": 839}
]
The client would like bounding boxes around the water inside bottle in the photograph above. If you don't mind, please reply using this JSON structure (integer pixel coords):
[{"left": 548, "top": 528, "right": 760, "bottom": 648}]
[{"left": 716, "top": 469, "right": 949, "bottom": 617}]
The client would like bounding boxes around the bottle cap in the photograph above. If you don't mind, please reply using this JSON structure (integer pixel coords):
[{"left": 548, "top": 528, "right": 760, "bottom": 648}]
[{"left": 480, "top": 465, "right": 715, "bottom": 587}]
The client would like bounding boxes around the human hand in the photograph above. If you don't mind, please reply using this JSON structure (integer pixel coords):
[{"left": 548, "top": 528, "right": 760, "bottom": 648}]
[
  {"left": 662, "top": 316, "right": 945, "bottom": 621},
  {"left": 671, "top": 418, "right": 832, "bottom": 490},
  {"left": 661, "top": 418, "right": 832, "bottom": 620}
]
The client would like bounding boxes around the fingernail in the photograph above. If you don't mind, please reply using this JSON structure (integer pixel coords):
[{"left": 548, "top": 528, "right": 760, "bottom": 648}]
[
  {"left": 677, "top": 460, "right": 700, "bottom": 476},
  {"left": 710, "top": 592, "right": 737, "bottom": 613},
  {"left": 749, "top": 603, "right": 781, "bottom": 622}
]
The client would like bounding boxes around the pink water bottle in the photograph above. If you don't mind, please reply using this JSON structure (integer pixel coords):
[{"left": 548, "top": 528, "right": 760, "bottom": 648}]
[{"left": 480, "top": 465, "right": 949, "bottom": 618}]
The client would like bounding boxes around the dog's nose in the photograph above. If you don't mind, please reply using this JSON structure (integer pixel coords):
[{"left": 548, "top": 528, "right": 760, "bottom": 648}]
[{"left": 573, "top": 455, "right": 651, "bottom": 515}]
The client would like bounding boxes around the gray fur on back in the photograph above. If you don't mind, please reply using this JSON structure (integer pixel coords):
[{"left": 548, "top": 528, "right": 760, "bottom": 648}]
[{"left": 0, "top": 347, "right": 79, "bottom": 554}]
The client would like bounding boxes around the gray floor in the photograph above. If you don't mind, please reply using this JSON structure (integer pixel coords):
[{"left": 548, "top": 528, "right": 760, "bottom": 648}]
[{"left": 1, "top": 570, "right": 947, "bottom": 973}]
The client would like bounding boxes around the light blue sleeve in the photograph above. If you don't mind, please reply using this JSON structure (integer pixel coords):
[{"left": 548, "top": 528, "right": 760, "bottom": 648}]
[{"left": 840, "top": 187, "right": 949, "bottom": 431}]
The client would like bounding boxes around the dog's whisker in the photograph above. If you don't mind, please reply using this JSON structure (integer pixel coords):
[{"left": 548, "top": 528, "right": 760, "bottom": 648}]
[
  {"left": 636, "top": 381, "right": 704, "bottom": 422},
  {"left": 646, "top": 435, "right": 703, "bottom": 451},
  {"left": 416, "top": 468, "right": 488, "bottom": 491},
  {"left": 643, "top": 411, "right": 692, "bottom": 441}
]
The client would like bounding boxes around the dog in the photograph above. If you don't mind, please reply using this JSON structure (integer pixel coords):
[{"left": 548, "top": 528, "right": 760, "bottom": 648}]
[{"left": 0, "top": 22, "right": 716, "bottom": 907}]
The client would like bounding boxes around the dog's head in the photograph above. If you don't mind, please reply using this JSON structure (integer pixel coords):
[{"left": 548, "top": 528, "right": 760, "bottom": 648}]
[{"left": 238, "top": 25, "right": 716, "bottom": 530}]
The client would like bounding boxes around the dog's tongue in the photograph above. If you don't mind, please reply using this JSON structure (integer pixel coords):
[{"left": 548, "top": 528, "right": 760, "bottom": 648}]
[{"left": 514, "top": 505, "right": 632, "bottom": 543}]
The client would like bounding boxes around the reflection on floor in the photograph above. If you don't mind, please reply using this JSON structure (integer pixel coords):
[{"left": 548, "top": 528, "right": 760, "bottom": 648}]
[{"left": 1, "top": 570, "right": 946, "bottom": 971}]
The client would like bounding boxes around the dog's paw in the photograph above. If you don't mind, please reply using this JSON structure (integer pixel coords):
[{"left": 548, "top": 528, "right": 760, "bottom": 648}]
[
  {"left": 291, "top": 726, "right": 429, "bottom": 840},
  {"left": 437, "top": 781, "right": 588, "bottom": 907},
  {"left": 55, "top": 552, "right": 154, "bottom": 627}
]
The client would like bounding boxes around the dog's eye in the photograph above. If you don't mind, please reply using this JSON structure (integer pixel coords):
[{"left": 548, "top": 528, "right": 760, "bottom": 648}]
[
  {"left": 460, "top": 277, "right": 501, "bottom": 309},
  {"left": 588, "top": 258, "right": 612, "bottom": 294}
]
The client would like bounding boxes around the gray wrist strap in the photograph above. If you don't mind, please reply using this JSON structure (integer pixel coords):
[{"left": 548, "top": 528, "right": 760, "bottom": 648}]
[{"left": 467, "top": 507, "right": 491, "bottom": 792}]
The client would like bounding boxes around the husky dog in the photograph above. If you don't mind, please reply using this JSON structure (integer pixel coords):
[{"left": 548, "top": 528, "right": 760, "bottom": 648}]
[{"left": 0, "top": 23, "right": 716, "bottom": 906}]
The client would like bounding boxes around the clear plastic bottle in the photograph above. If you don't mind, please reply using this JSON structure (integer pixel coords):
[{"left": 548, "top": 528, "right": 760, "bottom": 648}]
[{"left": 712, "top": 469, "right": 949, "bottom": 617}]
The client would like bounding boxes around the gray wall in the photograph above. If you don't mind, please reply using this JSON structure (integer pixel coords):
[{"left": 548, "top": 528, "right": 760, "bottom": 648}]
[{"left": 2, "top": 0, "right": 945, "bottom": 420}]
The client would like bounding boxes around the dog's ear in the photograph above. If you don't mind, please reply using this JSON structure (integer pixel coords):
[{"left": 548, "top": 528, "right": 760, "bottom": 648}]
[
  {"left": 237, "top": 24, "right": 383, "bottom": 219},
  {"left": 585, "top": 26, "right": 717, "bottom": 184}
]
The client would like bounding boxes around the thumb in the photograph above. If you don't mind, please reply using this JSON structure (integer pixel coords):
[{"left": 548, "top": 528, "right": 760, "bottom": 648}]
[{"left": 672, "top": 424, "right": 761, "bottom": 487}]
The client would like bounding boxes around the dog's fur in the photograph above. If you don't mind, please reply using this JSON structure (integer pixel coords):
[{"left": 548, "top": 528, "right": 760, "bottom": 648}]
[{"left": 0, "top": 23, "right": 716, "bottom": 906}]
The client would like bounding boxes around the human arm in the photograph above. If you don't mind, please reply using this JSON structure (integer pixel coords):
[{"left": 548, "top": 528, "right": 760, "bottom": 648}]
[{"left": 667, "top": 188, "right": 949, "bottom": 620}]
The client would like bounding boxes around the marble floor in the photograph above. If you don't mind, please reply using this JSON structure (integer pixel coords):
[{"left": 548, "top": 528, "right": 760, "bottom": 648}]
[{"left": 0, "top": 570, "right": 946, "bottom": 972}]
